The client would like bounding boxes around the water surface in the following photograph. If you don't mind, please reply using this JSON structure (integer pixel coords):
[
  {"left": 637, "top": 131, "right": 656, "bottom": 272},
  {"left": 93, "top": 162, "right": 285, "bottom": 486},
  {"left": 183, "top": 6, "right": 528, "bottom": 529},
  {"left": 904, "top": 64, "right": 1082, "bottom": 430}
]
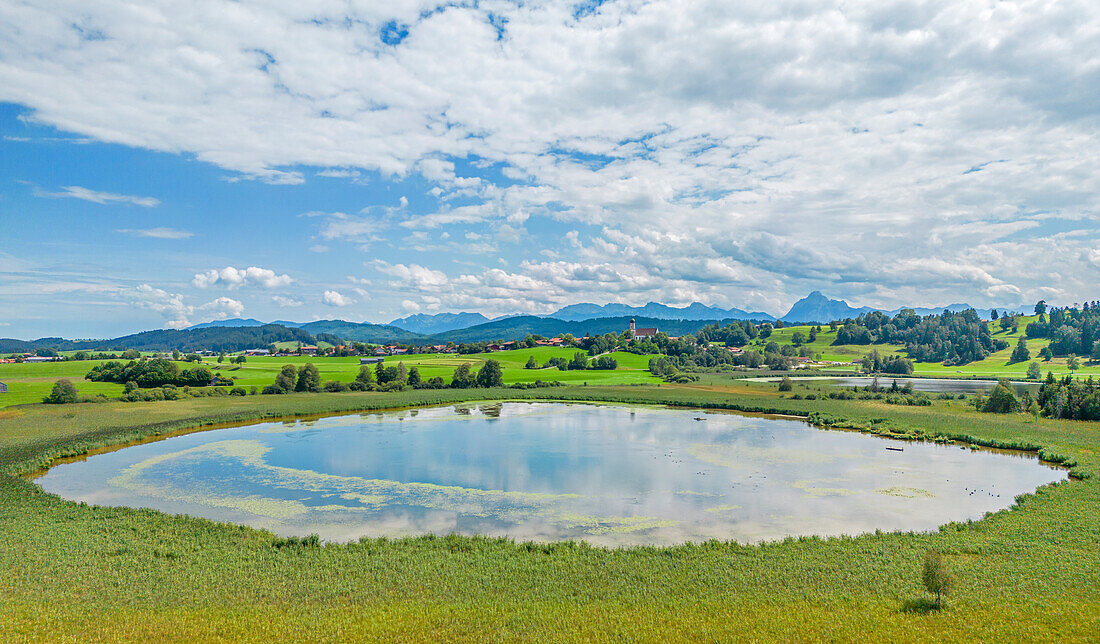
[{"left": 36, "top": 402, "right": 1064, "bottom": 546}]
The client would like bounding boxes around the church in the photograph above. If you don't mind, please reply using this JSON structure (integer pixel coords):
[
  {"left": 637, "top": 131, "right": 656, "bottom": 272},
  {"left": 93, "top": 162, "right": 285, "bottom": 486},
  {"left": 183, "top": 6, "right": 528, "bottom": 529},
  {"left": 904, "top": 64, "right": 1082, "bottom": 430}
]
[{"left": 629, "top": 318, "right": 659, "bottom": 340}]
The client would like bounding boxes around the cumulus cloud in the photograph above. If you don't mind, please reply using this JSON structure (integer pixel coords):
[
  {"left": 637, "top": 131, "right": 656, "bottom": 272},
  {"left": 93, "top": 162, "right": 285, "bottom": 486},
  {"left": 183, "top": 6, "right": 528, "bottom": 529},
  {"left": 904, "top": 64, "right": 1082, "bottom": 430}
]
[
  {"left": 322, "top": 290, "right": 353, "bottom": 307},
  {"left": 272, "top": 295, "right": 303, "bottom": 307},
  {"left": 4, "top": 1, "right": 1100, "bottom": 312},
  {"left": 130, "top": 284, "right": 243, "bottom": 328},
  {"left": 192, "top": 266, "right": 293, "bottom": 289}
]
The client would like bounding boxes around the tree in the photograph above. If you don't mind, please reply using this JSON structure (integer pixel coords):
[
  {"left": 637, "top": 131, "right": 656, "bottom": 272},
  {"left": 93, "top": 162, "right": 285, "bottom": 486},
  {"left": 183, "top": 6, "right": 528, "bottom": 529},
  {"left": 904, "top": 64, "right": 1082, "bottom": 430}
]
[
  {"left": 1091, "top": 340, "right": 1100, "bottom": 362},
  {"left": 375, "top": 361, "right": 386, "bottom": 384},
  {"left": 1068, "top": 355, "right": 1081, "bottom": 371},
  {"left": 1034, "top": 300, "right": 1047, "bottom": 317},
  {"left": 475, "top": 359, "right": 504, "bottom": 388},
  {"left": 922, "top": 551, "right": 955, "bottom": 608},
  {"left": 43, "top": 379, "right": 79, "bottom": 404},
  {"left": 591, "top": 355, "right": 618, "bottom": 370},
  {"left": 172, "top": 349, "right": 181, "bottom": 361},
  {"left": 356, "top": 365, "right": 375, "bottom": 386},
  {"left": 396, "top": 362, "right": 408, "bottom": 384},
  {"left": 295, "top": 363, "right": 321, "bottom": 392},
  {"left": 777, "top": 375, "right": 793, "bottom": 392},
  {"left": 274, "top": 365, "right": 297, "bottom": 392},
  {"left": 525, "top": 355, "right": 539, "bottom": 369},
  {"left": 991, "top": 309, "right": 999, "bottom": 320},
  {"left": 569, "top": 352, "right": 589, "bottom": 370},
  {"left": 407, "top": 366, "right": 422, "bottom": 387},
  {"left": 791, "top": 331, "right": 806, "bottom": 346},
  {"left": 450, "top": 363, "right": 475, "bottom": 388},
  {"left": 1009, "top": 337, "right": 1030, "bottom": 364},
  {"left": 1026, "top": 361, "right": 1042, "bottom": 380},
  {"left": 217, "top": 354, "right": 225, "bottom": 363},
  {"left": 982, "top": 381, "right": 1020, "bottom": 413}
]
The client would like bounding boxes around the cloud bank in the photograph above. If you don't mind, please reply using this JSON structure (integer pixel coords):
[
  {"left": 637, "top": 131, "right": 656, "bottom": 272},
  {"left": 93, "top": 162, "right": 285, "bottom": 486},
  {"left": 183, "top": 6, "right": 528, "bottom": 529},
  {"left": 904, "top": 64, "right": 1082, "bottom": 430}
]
[{"left": 2, "top": 0, "right": 1098, "bottom": 320}]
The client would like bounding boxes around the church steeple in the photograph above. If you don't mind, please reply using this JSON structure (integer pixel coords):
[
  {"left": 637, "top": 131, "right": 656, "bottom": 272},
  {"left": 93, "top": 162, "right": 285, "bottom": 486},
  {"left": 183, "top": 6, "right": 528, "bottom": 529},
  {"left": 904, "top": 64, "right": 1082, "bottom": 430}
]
[{"left": 629, "top": 318, "right": 636, "bottom": 333}]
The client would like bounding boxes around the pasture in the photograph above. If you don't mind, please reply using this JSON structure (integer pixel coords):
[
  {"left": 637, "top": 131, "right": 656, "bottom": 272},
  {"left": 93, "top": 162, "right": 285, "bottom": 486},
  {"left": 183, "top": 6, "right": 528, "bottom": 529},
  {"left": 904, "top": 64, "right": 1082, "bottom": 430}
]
[{"left": 0, "top": 348, "right": 658, "bottom": 408}]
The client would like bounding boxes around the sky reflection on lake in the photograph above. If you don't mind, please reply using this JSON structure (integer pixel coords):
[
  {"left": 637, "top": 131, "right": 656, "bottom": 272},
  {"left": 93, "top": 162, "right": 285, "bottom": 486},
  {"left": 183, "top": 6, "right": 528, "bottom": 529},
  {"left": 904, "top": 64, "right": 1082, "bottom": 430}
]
[{"left": 35, "top": 402, "right": 1066, "bottom": 546}]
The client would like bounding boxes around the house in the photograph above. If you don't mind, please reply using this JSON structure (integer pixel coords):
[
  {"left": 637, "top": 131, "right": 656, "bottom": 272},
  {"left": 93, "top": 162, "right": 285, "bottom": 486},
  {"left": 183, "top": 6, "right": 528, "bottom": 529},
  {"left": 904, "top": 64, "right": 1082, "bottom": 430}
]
[
  {"left": 629, "top": 318, "right": 658, "bottom": 340},
  {"left": 0, "top": 381, "right": 7, "bottom": 394},
  {"left": 360, "top": 357, "right": 384, "bottom": 365},
  {"left": 300, "top": 346, "right": 318, "bottom": 355},
  {"left": 244, "top": 349, "right": 270, "bottom": 356}
]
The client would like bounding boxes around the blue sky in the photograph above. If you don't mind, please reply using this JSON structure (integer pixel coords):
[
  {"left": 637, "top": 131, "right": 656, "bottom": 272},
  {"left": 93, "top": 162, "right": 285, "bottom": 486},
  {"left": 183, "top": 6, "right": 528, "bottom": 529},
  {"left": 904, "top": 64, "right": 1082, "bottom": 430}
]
[{"left": 1, "top": 1, "right": 1098, "bottom": 339}]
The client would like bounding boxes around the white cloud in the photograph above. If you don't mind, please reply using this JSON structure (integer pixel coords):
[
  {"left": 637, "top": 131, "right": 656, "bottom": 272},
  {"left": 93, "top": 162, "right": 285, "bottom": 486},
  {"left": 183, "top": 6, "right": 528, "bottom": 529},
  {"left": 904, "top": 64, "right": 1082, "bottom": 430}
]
[
  {"left": 192, "top": 266, "right": 293, "bottom": 289},
  {"left": 117, "top": 227, "right": 193, "bottom": 239},
  {"left": 322, "top": 289, "right": 353, "bottom": 307},
  {"left": 130, "top": 284, "right": 243, "bottom": 328},
  {"left": 401, "top": 299, "right": 420, "bottom": 312},
  {"left": 272, "top": 295, "right": 303, "bottom": 307},
  {"left": 39, "top": 185, "right": 160, "bottom": 207},
  {"left": 3, "top": 1, "right": 1100, "bottom": 311}
]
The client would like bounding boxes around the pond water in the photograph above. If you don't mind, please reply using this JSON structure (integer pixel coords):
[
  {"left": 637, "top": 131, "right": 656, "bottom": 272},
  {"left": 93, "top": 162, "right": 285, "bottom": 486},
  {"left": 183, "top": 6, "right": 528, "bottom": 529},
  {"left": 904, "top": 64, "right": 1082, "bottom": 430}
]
[
  {"left": 35, "top": 402, "right": 1065, "bottom": 547},
  {"left": 749, "top": 376, "right": 1035, "bottom": 395}
]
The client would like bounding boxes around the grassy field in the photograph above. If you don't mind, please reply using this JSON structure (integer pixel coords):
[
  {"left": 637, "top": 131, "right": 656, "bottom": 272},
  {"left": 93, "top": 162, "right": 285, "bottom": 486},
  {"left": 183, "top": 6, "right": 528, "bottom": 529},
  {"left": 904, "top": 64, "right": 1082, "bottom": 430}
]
[
  {"left": 759, "top": 316, "right": 1100, "bottom": 379},
  {"left": 0, "top": 384, "right": 1098, "bottom": 640},
  {"left": 205, "top": 348, "right": 659, "bottom": 387},
  {"left": 4, "top": 316, "right": 1099, "bottom": 411},
  {"left": 0, "top": 360, "right": 126, "bottom": 406},
  {"left": 0, "top": 349, "right": 658, "bottom": 408}
]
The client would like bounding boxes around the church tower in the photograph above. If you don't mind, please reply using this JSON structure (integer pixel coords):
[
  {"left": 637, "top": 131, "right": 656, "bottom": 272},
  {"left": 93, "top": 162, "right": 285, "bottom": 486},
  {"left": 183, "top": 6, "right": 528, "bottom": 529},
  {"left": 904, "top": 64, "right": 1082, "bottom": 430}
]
[{"left": 629, "top": 318, "right": 636, "bottom": 334}]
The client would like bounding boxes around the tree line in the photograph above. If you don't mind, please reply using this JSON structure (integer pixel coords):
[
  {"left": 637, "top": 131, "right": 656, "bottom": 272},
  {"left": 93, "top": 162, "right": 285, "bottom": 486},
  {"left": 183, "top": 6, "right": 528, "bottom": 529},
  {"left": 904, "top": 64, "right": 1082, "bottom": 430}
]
[
  {"left": 261, "top": 360, "right": 506, "bottom": 394},
  {"left": 85, "top": 358, "right": 221, "bottom": 388}
]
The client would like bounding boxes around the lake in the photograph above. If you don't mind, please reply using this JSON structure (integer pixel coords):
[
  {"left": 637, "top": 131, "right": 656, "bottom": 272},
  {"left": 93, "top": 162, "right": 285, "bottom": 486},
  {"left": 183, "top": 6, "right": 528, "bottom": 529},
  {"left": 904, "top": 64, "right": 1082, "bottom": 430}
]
[{"left": 34, "top": 402, "right": 1065, "bottom": 547}]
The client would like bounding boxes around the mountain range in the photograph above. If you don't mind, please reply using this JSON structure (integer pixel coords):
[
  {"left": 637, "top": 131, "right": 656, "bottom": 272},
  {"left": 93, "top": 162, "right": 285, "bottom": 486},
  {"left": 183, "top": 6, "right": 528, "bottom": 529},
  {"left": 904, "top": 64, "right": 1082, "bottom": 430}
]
[
  {"left": 386, "top": 312, "right": 492, "bottom": 334},
  {"left": 778, "top": 291, "right": 1028, "bottom": 324},
  {"left": 3, "top": 292, "right": 1031, "bottom": 351},
  {"left": 546, "top": 302, "right": 776, "bottom": 322},
  {"left": 185, "top": 292, "right": 1026, "bottom": 332}
]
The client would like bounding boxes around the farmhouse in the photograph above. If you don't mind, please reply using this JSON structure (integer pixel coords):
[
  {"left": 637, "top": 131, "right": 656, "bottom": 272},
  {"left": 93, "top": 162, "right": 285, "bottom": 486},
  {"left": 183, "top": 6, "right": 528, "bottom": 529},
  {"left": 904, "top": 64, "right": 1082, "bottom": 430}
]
[
  {"left": 299, "top": 346, "right": 318, "bottom": 355},
  {"left": 0, "top": 381, "right": 6, "bottom": 394},
  {"left": 628, "top": 318, "right": 658, "bottom": 340},
  {"left": 360, "top": 357, "right": 384, "bottom": 365}
]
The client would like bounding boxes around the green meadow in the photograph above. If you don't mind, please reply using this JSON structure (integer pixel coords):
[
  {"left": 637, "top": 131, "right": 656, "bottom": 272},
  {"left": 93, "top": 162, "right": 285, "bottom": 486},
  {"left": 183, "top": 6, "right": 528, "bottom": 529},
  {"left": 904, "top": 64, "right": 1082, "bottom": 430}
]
[
  {"left": 0, "top": 383, "right": 1097, "bottom": 640},
  {"left": 4, "top": 315, "right": 1100, "bottom": 411},
  {"left": 758, "top": 316, "right": 1100, "bottom": 378},
  {"left": 0, "top": 349, "right": 657, "bottom": 408}
]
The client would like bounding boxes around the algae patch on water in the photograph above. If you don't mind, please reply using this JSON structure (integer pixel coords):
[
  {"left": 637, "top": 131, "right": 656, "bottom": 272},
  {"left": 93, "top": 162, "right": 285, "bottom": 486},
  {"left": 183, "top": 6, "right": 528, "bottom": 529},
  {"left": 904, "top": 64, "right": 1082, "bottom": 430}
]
[
  {"left": 792, "top": 478, "right": 857, "bottom": 498},
  {"left": 875, "top": 486, "right": 936, "bottom": 498}
]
